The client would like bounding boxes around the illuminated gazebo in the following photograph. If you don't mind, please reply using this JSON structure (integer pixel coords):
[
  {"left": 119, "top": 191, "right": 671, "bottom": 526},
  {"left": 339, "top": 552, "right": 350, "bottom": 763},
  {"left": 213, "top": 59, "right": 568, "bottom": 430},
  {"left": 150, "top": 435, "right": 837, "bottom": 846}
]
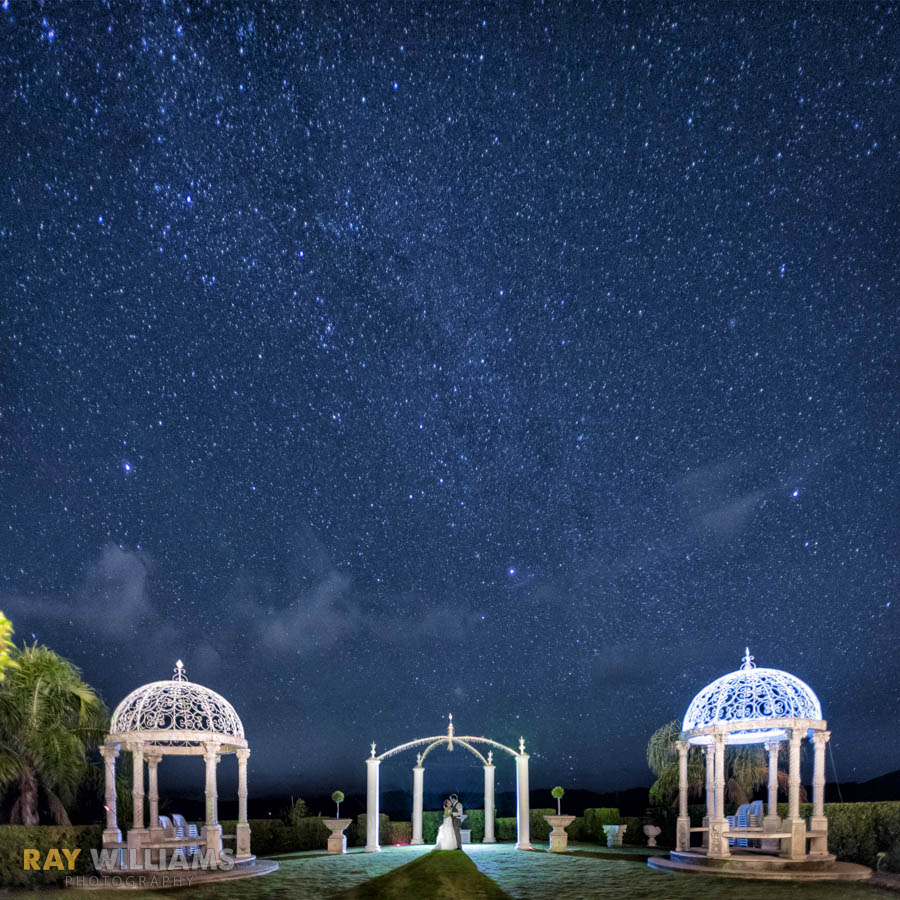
[
  {"left": 99, "top": 660, "right": 252, "bottom": 870},
  {"left": 674, "top": 649, "right": 830, "bottom": 862}
]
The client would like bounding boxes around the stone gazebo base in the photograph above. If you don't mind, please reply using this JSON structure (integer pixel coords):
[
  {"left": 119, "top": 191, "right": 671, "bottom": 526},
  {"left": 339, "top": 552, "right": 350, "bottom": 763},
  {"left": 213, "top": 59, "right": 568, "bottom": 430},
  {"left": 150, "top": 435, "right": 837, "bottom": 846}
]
[
  {"left": 74, "top": 858, "right": 279, "bottom": 890},
  {"left": 649, "top": 850, "right": 871, "bottom": 882}
]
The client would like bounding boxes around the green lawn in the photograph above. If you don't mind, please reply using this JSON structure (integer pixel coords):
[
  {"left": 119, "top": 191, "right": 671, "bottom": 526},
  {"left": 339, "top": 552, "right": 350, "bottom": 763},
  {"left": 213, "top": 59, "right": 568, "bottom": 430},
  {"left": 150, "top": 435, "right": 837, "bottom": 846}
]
[{"left": 332, "top": 849, "right": 513, "bottom": 900}]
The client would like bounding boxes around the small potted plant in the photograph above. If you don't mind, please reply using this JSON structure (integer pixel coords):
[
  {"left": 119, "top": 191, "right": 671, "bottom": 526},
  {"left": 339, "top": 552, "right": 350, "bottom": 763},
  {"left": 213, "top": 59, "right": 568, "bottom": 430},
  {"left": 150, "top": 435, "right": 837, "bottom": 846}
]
[
  {"left": 544, "top": 786, "right": 576, "bottom": 853},
  {"left": 323, "top": 790, "right": 351, "bottom": 854}
]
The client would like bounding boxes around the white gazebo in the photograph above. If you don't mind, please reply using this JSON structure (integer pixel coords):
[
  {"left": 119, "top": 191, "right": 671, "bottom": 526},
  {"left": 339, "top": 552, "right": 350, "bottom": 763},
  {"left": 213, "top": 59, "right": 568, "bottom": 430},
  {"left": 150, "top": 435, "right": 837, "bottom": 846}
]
[
  {"left": 100, "top": 660, "right": 253, "bottom": 870},
  {"left": 673, "top": 648, "right": 830, "bottom": 862}
]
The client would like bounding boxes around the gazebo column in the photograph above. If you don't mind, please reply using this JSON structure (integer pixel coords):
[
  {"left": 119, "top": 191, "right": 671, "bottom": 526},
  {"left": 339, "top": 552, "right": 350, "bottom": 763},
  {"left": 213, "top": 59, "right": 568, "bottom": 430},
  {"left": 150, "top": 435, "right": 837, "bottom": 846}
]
[
  {"left": 411, "top": 760, "right": 424, "bottom": 845},
  {"left": 702, "top": 744, "right": 713, "bottom": 848},
  {"left": 365, "top": 752, "right": 381, "bottom": 852},
  {"left": 675, "top": 741, "right": 690, "bottom": 851},
  {"left": 147, "top": 752, "right": 162, "bottom": 839},
  {"left": 515, "top": 742, "right": 532, "bottom": 850},
  {"left": 483, "top": 756, "right": 496, "bottom": 843},
  {"left": 236, "top": 748, "right": 252, "bottom": 859},
  {"left": 782, "top": 728, "right": 806, "bottom": 860},
  {"left": 100, "top": 745, "right": 121, "bottom": 849},
  {"left": 809, "top": 731, "right": 830, "bottom": 857},
  {"left": 762, "top": 740, "right": 782, "bottom": 850},
  {"left": 201, "top": 742, "right": 222, "bottom": 863},
  {"left": 707, "top": 733, "right": 730, "bottom": 859},
  {"left": 126, "top": 743, "right": 148, "bottom": 865}
]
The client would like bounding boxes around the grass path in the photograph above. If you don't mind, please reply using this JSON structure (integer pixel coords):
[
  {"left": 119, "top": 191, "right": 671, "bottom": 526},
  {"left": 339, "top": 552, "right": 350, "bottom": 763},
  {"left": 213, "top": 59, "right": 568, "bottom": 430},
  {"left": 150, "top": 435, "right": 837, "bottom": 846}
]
[{"left": 332, "top": 849, "right": 513, "bottom": 899}]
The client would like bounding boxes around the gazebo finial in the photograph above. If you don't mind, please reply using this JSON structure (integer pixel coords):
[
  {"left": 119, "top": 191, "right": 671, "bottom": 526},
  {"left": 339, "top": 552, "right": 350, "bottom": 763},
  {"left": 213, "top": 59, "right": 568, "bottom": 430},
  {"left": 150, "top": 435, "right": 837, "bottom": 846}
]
[
  {"left": 741, "top": 647, "right": 755, "bottom": 670},
  {"left": 448, "top": 713, "right": 454, "bottom": 738},
  {"left": 173, "top": 659, "right": 187, "bottom": 681}
]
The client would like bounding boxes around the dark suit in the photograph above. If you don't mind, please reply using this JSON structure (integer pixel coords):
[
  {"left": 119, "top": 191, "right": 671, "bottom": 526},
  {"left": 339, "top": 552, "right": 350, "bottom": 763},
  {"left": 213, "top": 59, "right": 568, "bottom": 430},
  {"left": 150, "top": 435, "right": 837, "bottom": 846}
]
[{"left": 451, "top": 801, "right": 463, "bottom": 849}]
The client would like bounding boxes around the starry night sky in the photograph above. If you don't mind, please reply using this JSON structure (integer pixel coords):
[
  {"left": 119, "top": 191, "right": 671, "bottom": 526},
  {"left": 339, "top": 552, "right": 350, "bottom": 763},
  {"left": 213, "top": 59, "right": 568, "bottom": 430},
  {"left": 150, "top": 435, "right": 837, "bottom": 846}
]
[{"left": 1, "top": 2, "right": 898, "bottom": 798}]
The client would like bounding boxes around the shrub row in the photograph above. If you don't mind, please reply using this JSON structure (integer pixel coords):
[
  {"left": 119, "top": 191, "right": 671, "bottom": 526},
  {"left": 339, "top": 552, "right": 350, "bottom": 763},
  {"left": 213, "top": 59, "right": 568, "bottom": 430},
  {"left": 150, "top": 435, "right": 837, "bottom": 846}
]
[
  {"left": 0, "top": 825, "right": 102, "bottom": 887},
  {"left": 643, "top": 800, "right": 900, "bottom": 872},
  {"left": 775, "top": 802, "right": 900, "bottom": 872},
  {"left": 219, "top": 817, "right": 330, "bottom": 856}
]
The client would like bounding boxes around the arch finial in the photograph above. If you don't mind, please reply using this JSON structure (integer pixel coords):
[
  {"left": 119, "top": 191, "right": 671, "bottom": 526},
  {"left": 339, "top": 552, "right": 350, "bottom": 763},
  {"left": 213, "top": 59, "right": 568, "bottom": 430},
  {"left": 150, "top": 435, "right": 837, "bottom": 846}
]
[
  {"left": 173, "top": 659, "right": 187, "bottom": 681},
  {"left": 741, "top": 647, "right": 755, "bottom": 670},
  {"left": 370, "top": 742, "right": 377, "bottom": 758},
  {"left": 518, "top": 736, "right": 526, "bottom": 754}
]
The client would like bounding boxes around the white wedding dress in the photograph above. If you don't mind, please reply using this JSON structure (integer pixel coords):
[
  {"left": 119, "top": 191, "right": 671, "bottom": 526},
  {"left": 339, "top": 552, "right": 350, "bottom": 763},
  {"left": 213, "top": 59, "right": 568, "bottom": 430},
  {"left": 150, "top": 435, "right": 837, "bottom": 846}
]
[{"left": 435, "top": 815, "right": 457, "bottom": 850}]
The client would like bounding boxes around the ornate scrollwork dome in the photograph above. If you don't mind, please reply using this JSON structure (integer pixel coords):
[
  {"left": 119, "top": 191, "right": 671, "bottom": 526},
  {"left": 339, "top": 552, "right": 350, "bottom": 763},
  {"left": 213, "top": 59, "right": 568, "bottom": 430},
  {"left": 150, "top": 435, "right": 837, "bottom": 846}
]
[
  {"left": 109, "top": 660, "right": 245, "bottom": 747},
  {"left": 682, "top": 649, "right": 822, "bottom": 745}
]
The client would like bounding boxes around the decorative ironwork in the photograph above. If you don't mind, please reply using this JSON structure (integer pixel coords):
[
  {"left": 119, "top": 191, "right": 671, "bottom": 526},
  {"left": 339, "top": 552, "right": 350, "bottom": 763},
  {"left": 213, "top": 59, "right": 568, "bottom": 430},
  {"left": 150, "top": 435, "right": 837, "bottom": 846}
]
[
  {"left": 682, "top": 650, "right": 822, "bottom": 733},
  {"left": 376, "top": 720, "right": 520, "bottom": 761},
  {"left": 109, "top": 662, "right": 244, "bottom": 739}
]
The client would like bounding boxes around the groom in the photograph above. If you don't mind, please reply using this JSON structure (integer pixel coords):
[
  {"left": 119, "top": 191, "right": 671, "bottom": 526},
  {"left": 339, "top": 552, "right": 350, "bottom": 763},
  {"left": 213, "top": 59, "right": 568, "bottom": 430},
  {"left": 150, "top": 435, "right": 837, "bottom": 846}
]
[{"left": 449, "top": 794, "right": 464, "bottom": 850}]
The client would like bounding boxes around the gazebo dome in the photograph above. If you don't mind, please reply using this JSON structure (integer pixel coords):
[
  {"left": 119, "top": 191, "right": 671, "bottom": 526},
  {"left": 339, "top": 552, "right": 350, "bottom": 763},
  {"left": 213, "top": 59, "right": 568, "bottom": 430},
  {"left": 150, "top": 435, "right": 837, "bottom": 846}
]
[
  {"left": 109, "top": 660, "right": 245, "bottom": 748},
  {"left": 682, "top": 648, "right": 822, "bottom": 745}
]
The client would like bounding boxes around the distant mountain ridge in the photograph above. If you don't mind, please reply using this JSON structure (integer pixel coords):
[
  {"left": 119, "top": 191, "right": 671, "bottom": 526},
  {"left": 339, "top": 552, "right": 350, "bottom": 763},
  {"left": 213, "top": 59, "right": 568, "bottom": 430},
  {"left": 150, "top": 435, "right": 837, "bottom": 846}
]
[{"left": 150, "top": 769, "right": 900, "bottom": 825}]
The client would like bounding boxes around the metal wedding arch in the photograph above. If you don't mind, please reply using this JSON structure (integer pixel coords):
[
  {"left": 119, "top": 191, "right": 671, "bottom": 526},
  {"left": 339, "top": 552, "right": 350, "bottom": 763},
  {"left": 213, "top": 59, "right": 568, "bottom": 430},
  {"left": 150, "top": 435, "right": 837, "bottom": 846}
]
[{"left": 364, "top": 715, "right": 533, "bottom": 850}]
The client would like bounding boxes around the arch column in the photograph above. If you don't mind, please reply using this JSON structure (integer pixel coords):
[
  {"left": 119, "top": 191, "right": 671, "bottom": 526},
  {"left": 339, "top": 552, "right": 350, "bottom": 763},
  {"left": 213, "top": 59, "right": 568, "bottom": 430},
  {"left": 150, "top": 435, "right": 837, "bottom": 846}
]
[
  {"left": 201, "top": 742, "right": 222, "bottom": 863},
  {"left": 676, "top": 741, "right": 690, "bottom": 851},
  {"left": 707, "top": 733, "right": 730, "bottom": 859},
  {"left": 810, "top": 731, "right": 830, "bottom": 857},
  {"left": 411, "top": 760, "right": 424, "bottom": 845},
  {"left": 782, "top": 728, "right": 806, "bottom": 860},
  {"left": 236, "top": 748, "right": 252, "bottom": 859},
  {"left": 365, "top": 752, "right": 381, "bottom": 852},
  {"left": 515, "top": 742, "right": 532, "bottom": 850},
  {"left": 100, "top": 745, "right": 121, "bottom": 846},
  {"left": 483, "top": 757, "right": 496, "bottom": 843}
]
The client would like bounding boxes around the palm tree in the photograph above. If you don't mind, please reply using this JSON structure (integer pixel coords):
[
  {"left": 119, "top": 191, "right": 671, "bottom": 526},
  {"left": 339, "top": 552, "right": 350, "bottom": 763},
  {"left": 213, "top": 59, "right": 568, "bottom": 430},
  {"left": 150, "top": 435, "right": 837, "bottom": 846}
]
[
  {"left": 0, "top": 612, "right": 16, "bottom": 681},
  {"left": 0, "top": 643, "right": 108, "bottom": 824},
  {"left": 647, "top": 720, "right": 705, "bottom": 804},
  {"left": 647, "top": 719, "right": 801, "bottom": 806}
]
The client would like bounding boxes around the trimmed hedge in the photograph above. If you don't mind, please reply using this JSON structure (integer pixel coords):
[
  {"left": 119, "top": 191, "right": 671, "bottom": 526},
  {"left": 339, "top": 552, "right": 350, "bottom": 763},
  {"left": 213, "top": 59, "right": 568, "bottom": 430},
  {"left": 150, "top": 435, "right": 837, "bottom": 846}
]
[
  {"left": 219, "top": 817, "right": 331, "bottom": 856},
  {"left": 422, "top": 809, "right": 486, "bottom": 844},
  {"left": 620, "top": 816, "right": 644, "bottom": 845},
  {"left": 583, "top": 807, "right": 620, "bottom": 841},
  {"left": 644, "top": 800, "right": 900, "bottom": 871},
  {"left": 775, "top": 802, "right": 900, "bottom": 872},
  {"left": 0, "top": 825, "right": 102, "bottom": 887}
]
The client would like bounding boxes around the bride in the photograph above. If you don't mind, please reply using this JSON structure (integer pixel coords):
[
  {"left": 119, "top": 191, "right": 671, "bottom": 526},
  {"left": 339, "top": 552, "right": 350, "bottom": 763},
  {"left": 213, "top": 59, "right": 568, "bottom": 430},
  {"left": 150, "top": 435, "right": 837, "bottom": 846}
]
[{"left": 435, "top": 799, "right": 457, "bottom": 850}]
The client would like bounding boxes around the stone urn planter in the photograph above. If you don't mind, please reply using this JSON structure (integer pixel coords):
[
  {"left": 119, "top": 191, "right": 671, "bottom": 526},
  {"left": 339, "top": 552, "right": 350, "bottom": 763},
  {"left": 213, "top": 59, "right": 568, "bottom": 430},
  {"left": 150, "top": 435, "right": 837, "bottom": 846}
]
[
  {"left": 602, "top": 824, "right": 627, "bottom": 847},
  {"left": 323, "top": 818, "right": 352, "bottom": 854},
  {"left": 544, "top": 815, "right": 576, "bottom": 852},
  {"left": 643, "top": 824, "right": 661, "bottom": 847}
]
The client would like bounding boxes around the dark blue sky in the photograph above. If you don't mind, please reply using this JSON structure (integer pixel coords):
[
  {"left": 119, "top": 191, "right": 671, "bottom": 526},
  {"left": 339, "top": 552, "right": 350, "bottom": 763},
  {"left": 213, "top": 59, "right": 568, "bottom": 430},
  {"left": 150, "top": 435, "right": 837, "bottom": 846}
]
[{"left": 1, "top": 1, "right": 898, "bottom": 796}]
